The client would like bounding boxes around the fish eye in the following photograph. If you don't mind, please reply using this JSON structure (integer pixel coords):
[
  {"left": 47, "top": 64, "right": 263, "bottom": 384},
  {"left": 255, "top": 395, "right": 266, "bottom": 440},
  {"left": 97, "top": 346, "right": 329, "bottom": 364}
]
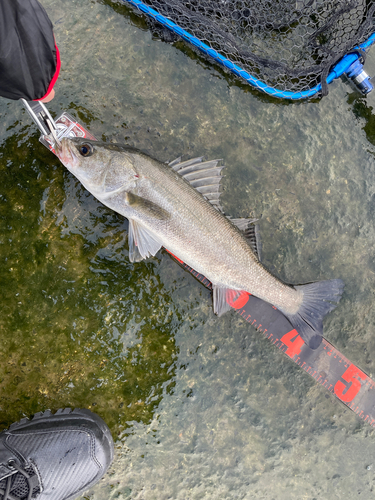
[{"left": 78, "top": 143, "right": 94, "bottom": 157}]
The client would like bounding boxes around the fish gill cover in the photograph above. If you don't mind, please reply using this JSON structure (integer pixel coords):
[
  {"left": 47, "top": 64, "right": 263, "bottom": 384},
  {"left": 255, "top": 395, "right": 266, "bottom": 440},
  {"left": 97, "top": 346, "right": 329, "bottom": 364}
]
[{"left": 122, "top": 0, "right": 375, "bottom": 97}]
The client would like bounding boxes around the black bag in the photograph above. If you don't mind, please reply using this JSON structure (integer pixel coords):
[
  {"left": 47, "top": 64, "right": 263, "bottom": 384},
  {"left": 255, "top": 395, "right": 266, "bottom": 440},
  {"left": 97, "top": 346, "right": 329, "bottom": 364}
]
[{"left": 0, "top": 0, "right": 59, "bottom": 100}]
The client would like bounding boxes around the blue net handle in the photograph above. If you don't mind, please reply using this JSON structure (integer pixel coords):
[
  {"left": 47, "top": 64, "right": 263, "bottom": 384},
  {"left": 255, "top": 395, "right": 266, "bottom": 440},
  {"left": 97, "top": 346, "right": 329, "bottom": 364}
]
[{"left": 121, "top": 0, "right": 375, "bottom": 100}]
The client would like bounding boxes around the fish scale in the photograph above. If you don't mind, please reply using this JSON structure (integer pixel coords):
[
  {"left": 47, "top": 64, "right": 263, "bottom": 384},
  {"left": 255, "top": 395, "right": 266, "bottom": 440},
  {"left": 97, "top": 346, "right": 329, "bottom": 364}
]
[
  {"left": 167, "top": 251, "right": 375, "bottom": 427},
  {"left": 56, "top": 137, "right": 344, "bottom": 349}
]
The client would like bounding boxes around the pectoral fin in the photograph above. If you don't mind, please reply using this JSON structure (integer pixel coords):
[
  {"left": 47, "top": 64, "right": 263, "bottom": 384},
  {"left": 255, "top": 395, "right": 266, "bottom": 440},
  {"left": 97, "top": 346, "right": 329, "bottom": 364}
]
[
  {"left": 126, "top": 192, "right": 170, "bottom": 220},
  {"left": 128, "top": 219, "right": 163, "bottom": 262}
]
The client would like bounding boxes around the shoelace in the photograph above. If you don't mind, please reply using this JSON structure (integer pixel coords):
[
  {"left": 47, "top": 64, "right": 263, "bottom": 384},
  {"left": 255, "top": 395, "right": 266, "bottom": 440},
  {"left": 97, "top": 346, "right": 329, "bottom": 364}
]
[{"left": 0, "top": 461, "right": 40, "bottom": 500}]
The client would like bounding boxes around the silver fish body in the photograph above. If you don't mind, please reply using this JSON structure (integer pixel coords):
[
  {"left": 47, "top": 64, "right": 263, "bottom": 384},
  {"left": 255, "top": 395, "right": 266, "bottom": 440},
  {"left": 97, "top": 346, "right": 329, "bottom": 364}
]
[{"left": 57, "top": 138, "right": 344, "bottom": 349}]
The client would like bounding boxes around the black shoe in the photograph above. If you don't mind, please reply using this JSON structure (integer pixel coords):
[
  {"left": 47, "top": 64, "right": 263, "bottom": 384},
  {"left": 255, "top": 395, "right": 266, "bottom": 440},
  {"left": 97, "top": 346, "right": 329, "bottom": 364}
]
[{"left": 0, "top": 408, "right": 114, "bottom": 500}]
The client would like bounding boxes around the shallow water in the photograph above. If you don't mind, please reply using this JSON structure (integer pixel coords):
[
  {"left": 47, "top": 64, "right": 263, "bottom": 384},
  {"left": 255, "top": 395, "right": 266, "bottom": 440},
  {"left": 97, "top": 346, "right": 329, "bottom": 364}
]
[{"left": 2, "top": 0, "right": 375, "bottom": 498}]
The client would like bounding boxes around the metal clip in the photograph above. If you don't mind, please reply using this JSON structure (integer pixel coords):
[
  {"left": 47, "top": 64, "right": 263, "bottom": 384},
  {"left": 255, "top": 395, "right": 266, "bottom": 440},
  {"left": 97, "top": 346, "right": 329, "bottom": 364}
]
[{"left": 21, "top": 99, "right": 61, "bottom": 147}]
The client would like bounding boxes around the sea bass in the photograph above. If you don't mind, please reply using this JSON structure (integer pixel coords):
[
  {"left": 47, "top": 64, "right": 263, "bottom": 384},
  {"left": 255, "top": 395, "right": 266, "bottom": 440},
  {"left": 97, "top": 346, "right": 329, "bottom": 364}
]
[{"left": 56, "top": 138, "right": 344, "bottom": 349}]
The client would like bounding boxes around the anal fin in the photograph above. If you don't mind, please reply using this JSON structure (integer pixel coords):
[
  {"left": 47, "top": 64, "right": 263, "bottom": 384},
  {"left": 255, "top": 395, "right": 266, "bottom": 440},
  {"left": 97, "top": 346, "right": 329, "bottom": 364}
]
[{"left": 213, "top": 286, "right": 240, "bottom": 316}]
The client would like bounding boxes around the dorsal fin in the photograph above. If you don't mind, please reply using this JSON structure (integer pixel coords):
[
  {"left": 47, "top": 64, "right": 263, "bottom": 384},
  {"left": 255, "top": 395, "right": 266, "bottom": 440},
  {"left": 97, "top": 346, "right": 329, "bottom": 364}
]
[
  {"left": 229, "top": 218, "right": 262, "bottom": 261},
  {"left": 168, "top": 157, "right": 204, "bottom": 171},
  {"left": 168, "top": 157, "right": 224, "bottom": 211}
]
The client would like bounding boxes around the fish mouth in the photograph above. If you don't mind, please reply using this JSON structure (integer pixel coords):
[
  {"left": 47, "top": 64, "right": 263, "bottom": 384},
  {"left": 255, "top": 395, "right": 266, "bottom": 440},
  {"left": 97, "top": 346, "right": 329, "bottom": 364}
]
[{"left": 55, "top": 137, "right": 80, "bottom": 169}]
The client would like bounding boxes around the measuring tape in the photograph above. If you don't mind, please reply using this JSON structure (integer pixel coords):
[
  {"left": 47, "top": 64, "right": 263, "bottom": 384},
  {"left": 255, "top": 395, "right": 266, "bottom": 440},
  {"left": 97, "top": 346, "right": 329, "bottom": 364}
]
[
  {"left": 166, "top": 251, "right": 375, "bottom": 426},
  {"left": 42, "top": 113, "right": 375, "bottom": 426}
]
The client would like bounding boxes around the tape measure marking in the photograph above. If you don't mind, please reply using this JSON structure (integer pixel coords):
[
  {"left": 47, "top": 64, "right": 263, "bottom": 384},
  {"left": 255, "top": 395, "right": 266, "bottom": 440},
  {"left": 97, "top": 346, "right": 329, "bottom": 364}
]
[
  {"left": 45, "top": 120, "right": 375, "bottom": 427},
  {"left": 166, "top": 250, "right": 375, "bottom": 426}
]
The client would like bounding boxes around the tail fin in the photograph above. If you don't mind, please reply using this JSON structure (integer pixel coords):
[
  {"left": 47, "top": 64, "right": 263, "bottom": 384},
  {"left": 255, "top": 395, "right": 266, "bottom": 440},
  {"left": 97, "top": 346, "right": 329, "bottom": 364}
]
[{"left": 283, "top": 279, "right": 344, "bottom": 350}]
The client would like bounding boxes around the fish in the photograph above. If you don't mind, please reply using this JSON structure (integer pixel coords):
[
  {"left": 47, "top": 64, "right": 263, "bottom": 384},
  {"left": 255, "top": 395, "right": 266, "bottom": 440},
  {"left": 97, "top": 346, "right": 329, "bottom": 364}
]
[{"left": 56, "top": 137, "right": 344, "bottom": 350}]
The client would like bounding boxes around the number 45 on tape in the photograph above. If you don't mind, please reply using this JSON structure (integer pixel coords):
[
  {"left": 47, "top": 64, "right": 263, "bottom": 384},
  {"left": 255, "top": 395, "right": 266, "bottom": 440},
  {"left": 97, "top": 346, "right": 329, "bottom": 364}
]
[
  {"left": 166, "top": 250, "right": 375, "bottom": 427},
  {"left": 230, "top": 291, "right": 375, "bottom": 425},
  {"left": 44, "top": 112, "right": 371, "bottom": 424}
]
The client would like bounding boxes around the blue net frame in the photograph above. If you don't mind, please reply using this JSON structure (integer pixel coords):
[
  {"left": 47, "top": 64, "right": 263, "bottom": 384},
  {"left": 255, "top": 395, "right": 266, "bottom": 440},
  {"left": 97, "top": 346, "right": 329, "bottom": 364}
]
[{"left": 118, "top": 0, "right": 375, "bottom": 99}]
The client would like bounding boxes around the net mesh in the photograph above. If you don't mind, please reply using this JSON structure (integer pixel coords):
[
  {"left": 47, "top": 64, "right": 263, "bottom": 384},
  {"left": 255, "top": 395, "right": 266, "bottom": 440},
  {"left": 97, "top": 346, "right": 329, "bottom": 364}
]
[{"left": 129, "top": 0, "right": 375, "bottom": 96}]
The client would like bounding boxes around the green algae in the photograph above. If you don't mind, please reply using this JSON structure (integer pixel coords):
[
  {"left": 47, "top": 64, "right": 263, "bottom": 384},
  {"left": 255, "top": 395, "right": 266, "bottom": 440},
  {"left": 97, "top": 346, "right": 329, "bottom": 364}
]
[
  {"left": 1, "top": 0, "right": 375, "bottom": 498},
  {"left": 0, "top": 132, "right": 180, "bottom": 438}
]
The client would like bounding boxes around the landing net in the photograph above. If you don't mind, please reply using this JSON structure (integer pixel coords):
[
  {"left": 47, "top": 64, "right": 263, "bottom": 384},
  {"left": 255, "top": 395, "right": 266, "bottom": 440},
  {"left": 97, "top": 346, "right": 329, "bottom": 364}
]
[{"left": 120, "top": 0, "right": 375, "bottom": 99}]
